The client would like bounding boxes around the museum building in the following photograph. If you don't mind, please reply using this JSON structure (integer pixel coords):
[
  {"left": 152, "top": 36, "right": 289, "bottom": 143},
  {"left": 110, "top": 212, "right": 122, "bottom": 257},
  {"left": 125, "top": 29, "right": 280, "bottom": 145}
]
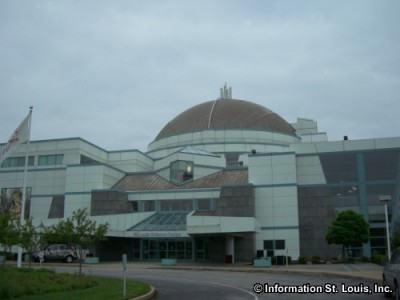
[{"left": 1, "top": 86, "right": 399, "bottom": 262}]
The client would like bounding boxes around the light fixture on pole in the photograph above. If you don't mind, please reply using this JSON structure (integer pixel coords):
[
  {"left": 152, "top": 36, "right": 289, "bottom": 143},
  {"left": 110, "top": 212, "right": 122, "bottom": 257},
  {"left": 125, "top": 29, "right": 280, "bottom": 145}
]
[{"left": 380, "top": 195, "right": 392, "bottom": 261}]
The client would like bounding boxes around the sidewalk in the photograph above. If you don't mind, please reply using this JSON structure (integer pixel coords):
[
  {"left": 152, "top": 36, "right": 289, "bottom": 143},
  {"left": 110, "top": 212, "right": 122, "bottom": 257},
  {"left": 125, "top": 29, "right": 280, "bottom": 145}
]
[{"left": 88, "top": 261, "right": 384, "bottom": 282}]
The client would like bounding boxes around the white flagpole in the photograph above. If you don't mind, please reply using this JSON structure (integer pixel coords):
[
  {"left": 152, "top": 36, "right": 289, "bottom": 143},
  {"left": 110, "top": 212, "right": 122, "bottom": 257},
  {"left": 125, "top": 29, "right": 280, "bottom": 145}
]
[{"left": 17, "top": 106, "right": 33, "bottom": 268}]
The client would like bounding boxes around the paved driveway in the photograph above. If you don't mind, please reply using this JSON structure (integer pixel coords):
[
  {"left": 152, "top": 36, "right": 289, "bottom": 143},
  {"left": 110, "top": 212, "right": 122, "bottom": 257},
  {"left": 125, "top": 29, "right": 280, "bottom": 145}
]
[{"left": 49, "top": 262, "right": 385, "bottom": 299}]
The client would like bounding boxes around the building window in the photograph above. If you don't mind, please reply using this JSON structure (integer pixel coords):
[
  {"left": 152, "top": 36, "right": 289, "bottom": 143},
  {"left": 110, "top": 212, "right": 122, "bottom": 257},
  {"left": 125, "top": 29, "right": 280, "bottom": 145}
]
[
  {"left": 91, "top": 190, "right": 130, "bottom": 216},
  {"left": 80, "top": 155, "right": 100, "bottom": 165},
  {"left": 319, "top": 153, "right": 358, "bottom": 183},
  {"left": 48, "top": 195, "right": 65, "bottom": 219},
  {"left": 1, "top": 156, "right": 34, "bottom": 168},
  {"left": 275, "top": 240, "right": 286, "bottom": 250},
  {"left": 38, "top": 154, "right": 63, "bottom": 166},
  {"left": 143, "top": 200, "right": 156, "bottom": 212},
  {"left": 160, "top": 199, "right": 193, "bottom": 211},
  {"left": 264, "top": 240, "right": 286, "bottom": 250},
  {"left": 225, "top": 153, "right": 240, "bottom": 167},
  {"left": 364, "top": 150, "right": 400, "bottom": 181},
  {"left": 170, "top": 161, "right": 193, "bottom": 184},
  {"left": 196, "top": 199, "right": 212, "bottom": 211},
  {"left": 131, "top": 201, "right": 138, "bottom": 212},
  {"left": 263, "top": 240, "right": 273, "bottom": 249}
]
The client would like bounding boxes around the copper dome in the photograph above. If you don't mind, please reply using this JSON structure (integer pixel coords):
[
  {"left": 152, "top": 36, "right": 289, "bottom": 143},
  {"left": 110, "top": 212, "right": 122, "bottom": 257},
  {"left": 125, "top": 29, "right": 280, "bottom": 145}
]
[{"left": 155, "top": 99, "right": 295, "bottom": 141}]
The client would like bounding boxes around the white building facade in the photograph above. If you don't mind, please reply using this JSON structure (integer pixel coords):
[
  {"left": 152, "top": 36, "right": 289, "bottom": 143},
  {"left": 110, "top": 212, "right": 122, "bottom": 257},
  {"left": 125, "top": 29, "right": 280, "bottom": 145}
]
[{"left": 1, "top": 89, "right": 399, "bottom": 262}]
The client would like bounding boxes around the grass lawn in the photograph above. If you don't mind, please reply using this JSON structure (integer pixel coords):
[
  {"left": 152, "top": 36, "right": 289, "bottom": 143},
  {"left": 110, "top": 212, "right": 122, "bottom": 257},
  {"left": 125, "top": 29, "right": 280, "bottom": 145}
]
[{"left": 0, "top": 266, "right": 151, "bottom": 300}]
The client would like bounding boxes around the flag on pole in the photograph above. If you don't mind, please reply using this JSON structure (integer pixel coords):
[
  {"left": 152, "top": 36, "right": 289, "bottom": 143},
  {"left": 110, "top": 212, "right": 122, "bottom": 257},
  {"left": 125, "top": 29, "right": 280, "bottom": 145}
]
[
  {"left": 6, "top": 108, "right": 33, "bottom": 269},
  {"left": 0, "top": 113, "right": 31, "bottom": 165}
]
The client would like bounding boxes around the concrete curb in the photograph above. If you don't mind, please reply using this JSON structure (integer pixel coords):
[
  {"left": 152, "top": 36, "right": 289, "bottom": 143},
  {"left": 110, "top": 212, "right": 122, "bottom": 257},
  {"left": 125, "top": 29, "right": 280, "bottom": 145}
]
[
  {"left": 132, "top": 285, "right": 157, "bottom": 300},
  {"left": 156, "top": 265, "right": 382, "bottom": 283}
]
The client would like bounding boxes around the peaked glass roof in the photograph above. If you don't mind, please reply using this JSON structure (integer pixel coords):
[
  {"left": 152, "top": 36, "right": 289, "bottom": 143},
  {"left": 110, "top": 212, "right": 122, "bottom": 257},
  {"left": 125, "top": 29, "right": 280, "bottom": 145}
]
[{"left": 128, "top": 212, "right": 189, "bottom": 231}]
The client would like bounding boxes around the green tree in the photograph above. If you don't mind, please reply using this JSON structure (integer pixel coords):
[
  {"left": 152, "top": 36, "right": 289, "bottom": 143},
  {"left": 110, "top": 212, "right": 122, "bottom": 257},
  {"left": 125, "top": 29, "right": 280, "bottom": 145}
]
[
  {"left": 43, "top": 208, "right": 108, "bottom": 275},
  {"left": 391, "top": 231, "right": 400, "bottom": 250},
  {"left": 326, "top": 209, "right": 369, "bottom": 260},
  {"left": 42, "top": 218, "right": 74, "bottom": 244},
  {"left": 17, "top": 218, "right": 42, "bottom": 268},
  {"left": 0, "top": 214, "right": 19, "bottom": 265}
]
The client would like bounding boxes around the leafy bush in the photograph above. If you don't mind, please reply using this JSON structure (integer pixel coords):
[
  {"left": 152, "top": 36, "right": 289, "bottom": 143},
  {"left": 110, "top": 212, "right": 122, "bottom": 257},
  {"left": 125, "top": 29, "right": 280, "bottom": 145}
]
[
  {"left": 0, "top": 252, "right": 14, "bottom": 260},
  {"left": 371, "top": 253, "right": 388, "bottom": 265},
  {"left": 298, "top": 256, "right": 307, "bottom": 264},
  {"left": 311, "top": 255, "right": 321, "bottom": 264}
]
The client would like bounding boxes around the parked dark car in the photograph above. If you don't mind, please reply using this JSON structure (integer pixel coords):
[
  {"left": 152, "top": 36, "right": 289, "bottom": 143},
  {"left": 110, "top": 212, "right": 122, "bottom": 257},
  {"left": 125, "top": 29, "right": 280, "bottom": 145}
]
[
  {"left": 33, "top": 244, "right": 78, "bottom": 263},
  {"left": 383, "top": 248, "right": 400, "bottom": 299}
]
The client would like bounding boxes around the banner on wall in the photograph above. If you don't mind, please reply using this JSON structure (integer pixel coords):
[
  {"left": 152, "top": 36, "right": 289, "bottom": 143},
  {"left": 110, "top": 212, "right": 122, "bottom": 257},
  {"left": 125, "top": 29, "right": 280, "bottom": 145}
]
[{"left": 0, "top": 187, "right": 31, "bottom": 219}]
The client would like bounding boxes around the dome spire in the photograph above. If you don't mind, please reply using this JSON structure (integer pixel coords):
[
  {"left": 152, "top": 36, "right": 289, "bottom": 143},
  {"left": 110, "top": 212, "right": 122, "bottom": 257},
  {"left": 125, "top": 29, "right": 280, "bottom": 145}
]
[{"left": 219, "top": 83, "right": 232, "bottom": 99}]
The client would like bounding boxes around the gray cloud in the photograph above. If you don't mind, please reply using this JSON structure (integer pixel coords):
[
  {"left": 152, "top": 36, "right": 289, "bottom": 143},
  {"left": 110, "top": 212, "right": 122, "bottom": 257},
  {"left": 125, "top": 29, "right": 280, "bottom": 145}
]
[{"left": 1, "top": 0, "right": 399, "bottom": 151}]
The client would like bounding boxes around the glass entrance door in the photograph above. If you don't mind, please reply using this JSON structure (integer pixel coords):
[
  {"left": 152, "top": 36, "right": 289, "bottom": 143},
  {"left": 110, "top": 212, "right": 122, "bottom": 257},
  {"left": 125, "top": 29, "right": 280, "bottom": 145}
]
[{"left": 140, "top": 238, "right": 193, "bottom": 261}]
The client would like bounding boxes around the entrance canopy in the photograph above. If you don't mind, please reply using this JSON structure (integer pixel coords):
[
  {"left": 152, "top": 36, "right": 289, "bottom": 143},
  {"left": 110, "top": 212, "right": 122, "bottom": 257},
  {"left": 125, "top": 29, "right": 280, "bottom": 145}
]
[
  {"left": 128, "top": 211, "right": 188, "bottom": 231},
  {"left": 186, "top": 211, "right": 260, "bottom": 234}
]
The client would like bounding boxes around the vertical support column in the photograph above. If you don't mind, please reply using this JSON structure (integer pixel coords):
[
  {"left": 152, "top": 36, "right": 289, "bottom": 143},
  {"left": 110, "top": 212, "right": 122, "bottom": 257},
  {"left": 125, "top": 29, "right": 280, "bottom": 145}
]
[
  {"left": 390, "top": 167, "right": 400, "bottom": 232},
  {"left": 192, "top": 238, "right": 196, "bottom": 261},
  {"left": 384, "top": 202, "right": 391, "bottom": 260},
  {"left": 139, "top": 239, "right": 143, "bottom": 261},
  {"left": 357, "top": 153, "right": 371, "bottom": 257},
  {"left": 225, "top": 235, "right": 235, "bottom": 264}
]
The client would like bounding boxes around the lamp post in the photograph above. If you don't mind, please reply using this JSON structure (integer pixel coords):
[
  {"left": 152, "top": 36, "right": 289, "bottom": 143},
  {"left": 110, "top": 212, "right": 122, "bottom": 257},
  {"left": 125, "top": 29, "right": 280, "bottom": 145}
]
[{"left": 380, "top": 195, "right": 392, "bottom": 261}]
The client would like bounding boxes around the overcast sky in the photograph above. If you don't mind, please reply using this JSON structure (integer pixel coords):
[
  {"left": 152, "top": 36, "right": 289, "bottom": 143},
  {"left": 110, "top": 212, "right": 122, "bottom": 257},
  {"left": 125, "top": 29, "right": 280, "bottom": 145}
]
[{"left": 1, "top": 0, "right": 399, "bottom": 152}]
